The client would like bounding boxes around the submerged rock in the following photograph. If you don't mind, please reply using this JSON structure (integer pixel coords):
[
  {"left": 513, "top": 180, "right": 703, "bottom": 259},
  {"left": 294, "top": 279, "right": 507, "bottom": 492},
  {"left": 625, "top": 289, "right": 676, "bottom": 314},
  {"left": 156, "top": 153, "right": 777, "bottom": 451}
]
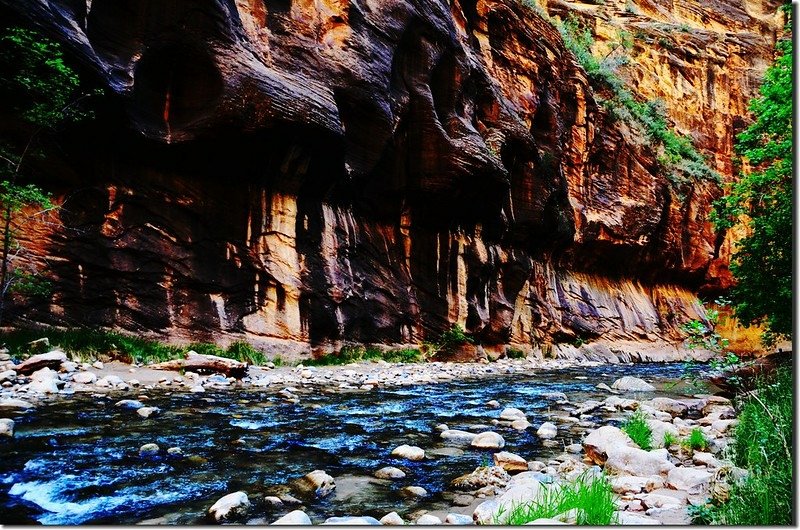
[
  {"left": 293, "top": 470, "right": 336, "bottom": 498},
  {"left": 440, "top": 429, "right": 477, "bottom": 444},
  {"left": 137, "top": 407, "right": 160, "bottom": 418},
  {"left": 374, "top": 466, "right": 406, "bottom": 480},
  {"left": 139, "top": 443, "right": 160, "bottom": 457},
  {"left": 208, "top": 491, "right": 250, "bottom": 522}
]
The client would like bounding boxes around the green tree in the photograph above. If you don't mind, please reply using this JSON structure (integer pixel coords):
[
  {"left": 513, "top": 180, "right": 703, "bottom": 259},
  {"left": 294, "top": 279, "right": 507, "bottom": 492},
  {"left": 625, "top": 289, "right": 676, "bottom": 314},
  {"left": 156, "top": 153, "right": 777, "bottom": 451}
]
[
  {"left": 0, "top": 27, "right": 97, "bottom": 324},
  {"left": 712, "top": 24, "right": 792, "bottom": 342}
]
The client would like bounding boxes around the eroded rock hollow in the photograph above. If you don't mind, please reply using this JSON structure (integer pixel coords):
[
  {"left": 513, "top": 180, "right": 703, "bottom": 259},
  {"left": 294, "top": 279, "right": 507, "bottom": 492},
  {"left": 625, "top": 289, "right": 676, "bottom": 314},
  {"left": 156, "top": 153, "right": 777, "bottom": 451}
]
[{"left": 2, "top": 0, "right": 783, "bottom": 357}]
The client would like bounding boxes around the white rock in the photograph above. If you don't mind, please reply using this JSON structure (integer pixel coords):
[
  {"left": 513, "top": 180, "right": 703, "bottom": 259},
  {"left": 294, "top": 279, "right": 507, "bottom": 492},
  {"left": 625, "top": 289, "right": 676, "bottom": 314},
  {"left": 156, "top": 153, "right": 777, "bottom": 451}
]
[
  {"left": 692, "top": 452, "right": 720, "bottom": 468},
  {"left": 72, "top": 372, "right": 97, "bottom": 384},
  {"left": 472, "top": 500, "right": 500, "bottom": 525},
  {"left": 322, "top": 516, "right": 381, "bottom": 525},
  {"left": 611, "top": 376, "right": 655, "bottom": 392},
  {"left": 272, "top": 510, "right": 311, "bottom": 525},
  {"left": 60, "top": 361, "right": 78, "bottom": 373},
  {"left": 493, "top": 451, "right": 528, "bottom": 473},
  {"left": 0, "top": 369, "right": 16, "bottom": 383},
  {"left": 615, "top": 512, "right": 662, "bottom": 525},
  {"left": 167, "top": 447, "right": 183, "bottom": 455},
  {"left": 374, "top": 466, "right": 406, "bottom": 479},
  {"left": 441, "top": 429, "right": 478, "bottom": 444},
  {"left": 610, "top": 475, "right": 648, "bottom": 494},
  {"left": 500, "top": 407, "right": 527, "bottom": 421},
  {"left": 208, "top": 491, "right": 250, "bottom": 522},
  {"left": 511, "top": 419, "right": 531, "bottom": 430},
  {"left": 667, "top": 467, "right": 711, "bottom": 495},
  {"left": 536, "top": 422, "right": 557, "bottom": 439},
  {"left": 435, "top": 423, "right": 449, "bottom": 431},
  {"left": 92, "top": 361, "right": 104, "bottom": 369},
  {"left": 649, "top": 397, "right": 688, "bottom": 417},
  {"left": 401, "top": 486, "right": 427, "bottom": 498},
  {"left": 0, "top": 398, "right": 34, "bottom": 411},
  {"left": 416, "top": 514, "right": 442, "bottom": 525},
  {"left": 583, "top": 426, "right": 635, "bottom": 464},
  {"left": 604, "top": 446, "right": 674, "bottom": 477},
  {"left": 470, "top": 431, "right": 505, "bottom": 449},
  {"left": 0, "top": 418, "right": 14, "bottom": 438},
  {"left": 647, "top": 419, "right": 679, "bottom": 448},
  {"left": 486, "top": 400, "right": 501, "bottom": 408},
  {"left": 189, "top": 385, "right": 205, "bottom": 393},
  {"left": 96, "top": 375, "right": 124, "bottom": 388},
  {"left": 641, "top": 493, "right": 683, "bottom": 510},
  {"left": 28, "top": 369, "right": 59, "bottom": 393},
  {"left": 391, "top": 444, "right": 425, "bottom": 461},
  {"left": 444, "top": 513, "right": 473, "bottom": 525},
  {"left": 295, "top": 470, "right": 336, "bottom": 497},
  {"left": 139, "top": 443, "right": 160, "bottom": 456},
  {"left": 137, "top": 407, "right": 160, "bottom": 418},
  {"left": 114, "top": 399, "right": 144, "bottom": 409},
  {"left": 380, "top": 512, "right": 404, "bottom": 525}
]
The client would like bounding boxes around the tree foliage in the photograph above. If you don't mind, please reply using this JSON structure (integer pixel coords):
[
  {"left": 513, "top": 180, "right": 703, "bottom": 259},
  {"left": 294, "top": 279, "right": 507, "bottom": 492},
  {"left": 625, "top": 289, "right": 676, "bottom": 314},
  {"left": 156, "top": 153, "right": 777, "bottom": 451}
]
[{"left": 712, "top": 27, "right": 792, "bottom": 340}]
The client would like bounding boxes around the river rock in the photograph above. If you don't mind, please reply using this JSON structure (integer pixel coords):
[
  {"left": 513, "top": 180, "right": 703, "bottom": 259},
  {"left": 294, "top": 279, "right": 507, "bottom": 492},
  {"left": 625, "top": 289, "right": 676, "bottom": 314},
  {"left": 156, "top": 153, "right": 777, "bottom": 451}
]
[
  {"left": 615, "top": 512, "right": 662, "bottom": 525},
  {"left": 451, "top": 466, "right": 510, "bottom": 491},
  {"left": 323, "top": 516, "right": 381, "bottom": 525},
  {"left": 441, "top": 429, "right": 477, "bottom": 444},
  {"left": 641, "top": 492, "right": 684, "bottom": 510},
  {"left": 0, "top": 370, "right": 16, "bottom": 383},
  {"left": 401, "top": 486, "right": 427, "bottom": 498},
  {"left": 137, "top": 407, "right": 160, "bottom": 418},
  {"left": 139, "top": 443, "right": 160, "bottom": 457},
  {"left": 0, "top": 398, "right": 34, "bottom": 411},
  {"left": 611, "top": 376, "right": 655, "bottom": 392},
  {"left": 486, "top": 400, "right": 500, "bottom": 408},
  {"left": 115, "top": 399, "right": 144, "bottom": 409},
  {"left": 542, "top": 391, "right": 568, "bottom": 402},
  {"left": 692, "top": 452, "right": 721, "bottom": 468},
  {"left": 444, "top": 513, "right": 473, "bottom": 525},
  {"left": 536, "top": 422, "right": 557, "bottom": 439},
  {"left": 583, "top": 426, "right": 635, "bottom": 464},
  {"left": 511, "top": 419, "right": 531, "bottom": 430},
  {"left": 565, "top": 443, "right": 582, "bottom": 454},
  {"left": 374, "top": 466, "right": 406, "bottom": 479},
  {"left": 16, "top": 351, "right": 67, "bottom": 375},
  {"left": 293, "top": 470, "right": 336, "bottom": 497},
  {"left": 0, "top": 418, "right": 13, "bottom": 438},
  {"left": 96, "top": 375, "right": 124, "bottom": 388},
  {"left": 648, "top": 398, "right": 688, "bottom": 417},
  {"left": 272, "top": 510, "right": 311, "bottom": 525},
  {"left": 667, "top": 467, "right": 711, "bottom": 495},
  {"left": 379, "top": 512, "right": 404, "bottom": 525},
  {"left": 391, "top": 444, "right": 425, "bottom": 461},
  {"left": 28, "top": 368, "right": 60, "bottom": 394},
  {"left": 72, "top": 371, "right": 97, "bottom": 384},
  {"left": 208, "top": 491, "right": 250, "bottom": 522},
  {"left": 605, "top": 447, "right": 674, "bottom": 477},
  {"left": 416, "top": 514, "right": 442, "bottom": 525},
  {"left": 472, "top": 500, "right": 500, "bottom": 525},
  {"left": 189, "top": 385, "right": 205, "bottom": 393},
  {"left": 493, "top": 451, "right": 528, "bottom": 473},
  {"left": 610, "top": 476, "right": 648, "bottom": 494},
  {"left": 646, "top": 419, "right": 679, "bottom": 447},
  {"left": 499, "top": 407, "right": 526, "bottom": 421},
  {"left": 435, "top": 423, "right": 449, "bottom": 431},
  {"left": 471, "top": 431, "right": 505, "bottom": 449}
]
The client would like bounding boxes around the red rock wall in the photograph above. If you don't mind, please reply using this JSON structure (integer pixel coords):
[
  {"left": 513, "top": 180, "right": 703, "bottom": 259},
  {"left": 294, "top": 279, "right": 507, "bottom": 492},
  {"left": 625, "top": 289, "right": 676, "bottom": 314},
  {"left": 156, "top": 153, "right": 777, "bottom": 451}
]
[{"left": 1, "top": 0, "right": 782, "bottom": 355}]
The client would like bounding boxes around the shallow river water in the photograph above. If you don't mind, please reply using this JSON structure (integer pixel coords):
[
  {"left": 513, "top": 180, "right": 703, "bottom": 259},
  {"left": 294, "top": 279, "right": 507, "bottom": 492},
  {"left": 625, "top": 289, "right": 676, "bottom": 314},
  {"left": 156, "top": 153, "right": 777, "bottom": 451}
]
[{"left": 0, "top": 362, "right": 693, "bottom": 524}]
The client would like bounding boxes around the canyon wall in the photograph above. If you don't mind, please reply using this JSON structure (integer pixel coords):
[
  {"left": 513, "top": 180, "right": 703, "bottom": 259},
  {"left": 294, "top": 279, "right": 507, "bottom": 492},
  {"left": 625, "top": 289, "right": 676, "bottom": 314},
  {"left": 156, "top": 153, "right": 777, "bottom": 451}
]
[{"left": 1, "top": 0, "right": 783, "bottom": 357}]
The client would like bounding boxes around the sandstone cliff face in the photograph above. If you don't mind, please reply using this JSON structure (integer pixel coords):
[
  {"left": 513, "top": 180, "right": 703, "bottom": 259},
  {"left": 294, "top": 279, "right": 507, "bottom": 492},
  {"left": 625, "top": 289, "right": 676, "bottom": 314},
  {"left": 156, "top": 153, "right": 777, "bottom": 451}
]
[{"left": 1, "top": 0, "right": 781, "bottom": 356}]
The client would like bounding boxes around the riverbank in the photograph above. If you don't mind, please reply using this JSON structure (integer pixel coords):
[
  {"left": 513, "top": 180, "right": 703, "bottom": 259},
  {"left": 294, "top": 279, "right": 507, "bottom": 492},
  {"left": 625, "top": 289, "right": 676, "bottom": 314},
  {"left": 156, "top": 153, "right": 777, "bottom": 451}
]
[{"left": 0, "top": 347, "right": 749, "bottom": 525}]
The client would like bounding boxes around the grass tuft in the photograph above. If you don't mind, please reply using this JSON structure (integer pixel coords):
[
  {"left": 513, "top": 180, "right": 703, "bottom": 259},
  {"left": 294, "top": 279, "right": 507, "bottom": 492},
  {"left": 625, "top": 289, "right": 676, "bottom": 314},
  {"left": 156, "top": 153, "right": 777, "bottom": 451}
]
[
  {"left": 682, "top": 428, "right": 709, "bottom": 453},
  {"left": 622, "top": 409, "right": 653, "bottom": 450},
  {"left": 496, "top": 472, "right": 617, "bottom": 525},
  {"left": 305, "top": 345, "right": 423, "bottom": 366},
  {"left": 662, "top": 431, "right": 677, "bottom": 448}
]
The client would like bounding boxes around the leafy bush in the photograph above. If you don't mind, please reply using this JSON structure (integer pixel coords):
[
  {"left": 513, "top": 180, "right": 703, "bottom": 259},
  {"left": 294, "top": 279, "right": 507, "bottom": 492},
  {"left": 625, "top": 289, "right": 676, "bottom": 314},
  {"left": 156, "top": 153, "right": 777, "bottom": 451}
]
[
  {"left": 506, "top": 347, "right": 526, "bottom": 359},
  {"left": 438, "top": 323, "right": 474, "bottom": 350},
  {"left": 622, "top": 409, "right": 653, "bottom": 450},
  {"left": 496, "top": 472, "right": 617, "bottom": 525}
]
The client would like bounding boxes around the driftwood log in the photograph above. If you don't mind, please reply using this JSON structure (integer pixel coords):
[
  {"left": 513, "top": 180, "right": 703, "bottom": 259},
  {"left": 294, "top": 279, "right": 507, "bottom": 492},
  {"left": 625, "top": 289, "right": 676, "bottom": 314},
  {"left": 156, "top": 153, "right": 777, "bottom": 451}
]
[{"left": 151, "top": 351, "right": 248, "bottom": 378}]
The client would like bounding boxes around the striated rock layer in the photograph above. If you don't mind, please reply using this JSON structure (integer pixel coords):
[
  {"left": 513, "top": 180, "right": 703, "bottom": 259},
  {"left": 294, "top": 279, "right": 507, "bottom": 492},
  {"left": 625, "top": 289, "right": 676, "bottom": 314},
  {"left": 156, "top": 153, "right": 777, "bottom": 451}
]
[{"left": 2, "top": 0, "right": 781, "bottom": 357}]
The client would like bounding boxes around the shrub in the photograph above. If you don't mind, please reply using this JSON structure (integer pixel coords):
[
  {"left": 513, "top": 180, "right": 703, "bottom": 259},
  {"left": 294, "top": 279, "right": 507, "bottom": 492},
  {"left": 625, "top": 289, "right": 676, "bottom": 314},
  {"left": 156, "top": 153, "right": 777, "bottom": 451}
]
[
  {"left": 305, "top": 345, "right": 422, "bottom": 366},
  {"left": 438, "top": 323, "right": 474, "bottom": 350},
  {"left": 622, "top": 409, "right": 653, "bottom": 450},
  {"left": 496, "top": 472, "right": 617, "bottom": 525},
  {"left": 506, "top": 347, "right": 526, "bottom": 359},
  {"left": 682, "top": 428, "right": 709, "bottom": 453}
]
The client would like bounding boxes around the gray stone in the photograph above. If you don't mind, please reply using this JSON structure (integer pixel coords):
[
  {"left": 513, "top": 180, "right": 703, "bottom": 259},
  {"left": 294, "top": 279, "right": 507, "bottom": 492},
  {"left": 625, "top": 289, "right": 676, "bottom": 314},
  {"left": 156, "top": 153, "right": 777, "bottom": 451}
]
[
  {"left": 416, "top": 514, "right": 442, "bottom": 525},
  {"left": 391, "top": 444, "right": 425, "bottom": 461},
  {"left": 470, "top": 431, "right": 505, "bottom": 449},
  {"left": 380, "top": 512, "right": 404, "bottom": 525},
  {"left": 272, "top": 510, "right": 311, "bottom": 525},
  {"left": 0, "top": 418, "right": 14, "bottom": 438},
  {"left": 611, "top": 376, "right": 655, "bottom": 392},
  {"left": 208, "top": 491, "right": 250, "bottom": 522},
  {"left": 374, "top": 466, "right": 406, "bottom": 479}
]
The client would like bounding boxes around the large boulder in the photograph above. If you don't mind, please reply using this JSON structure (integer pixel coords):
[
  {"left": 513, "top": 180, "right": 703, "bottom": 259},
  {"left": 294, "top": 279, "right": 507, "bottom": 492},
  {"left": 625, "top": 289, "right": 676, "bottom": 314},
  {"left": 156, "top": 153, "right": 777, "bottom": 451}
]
[
  {"left": 208, "top": 491, "right": 250, "bottom": 522},
  {"left": 604, "top": 446, "right": 674, "bottom": 477},
  {"left": 471, "top": 431, "right": 505, "bottom": 449},
  {"left": 16, "top": 351, "right": 67, "bottom": 375},
  {"left": 646, "top": 419, "right": 679, "bottom": 448},
  {"left": 648, "top": 398, "right": 689, "bottom": 417},
  {"left": 611, "top": 377, "right": 656, "bottom": 392},
  {"left": 583, "top": 426, "right": 635, "bottom": 464}
]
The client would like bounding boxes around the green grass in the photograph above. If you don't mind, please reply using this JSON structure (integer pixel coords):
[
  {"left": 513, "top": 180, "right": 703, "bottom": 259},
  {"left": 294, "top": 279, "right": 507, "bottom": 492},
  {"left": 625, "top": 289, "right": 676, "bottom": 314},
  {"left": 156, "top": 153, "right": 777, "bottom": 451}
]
[
  {"left": 707, "top": 368, "right": 792, "bottom": 525},
  {"left": 304, "top": 345, "right": 423, "bottom": 366},
  {"left": 496, "top": 472, "right": 617, "bottom": 525},
  {"left": 662, "top": 432, "right": 677, "bottom": 448},
  {"left": 622, "top": 409, "right": 653, "bottom": 450},
  {"left": 682, "top": 428, "right": 709, "bottom": 452},
  {"left": 0, "top": 328, "right": 269, "bottom": 365},
  {"left": 506, "top": 348, "right": 526, "bottom": 359}
]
